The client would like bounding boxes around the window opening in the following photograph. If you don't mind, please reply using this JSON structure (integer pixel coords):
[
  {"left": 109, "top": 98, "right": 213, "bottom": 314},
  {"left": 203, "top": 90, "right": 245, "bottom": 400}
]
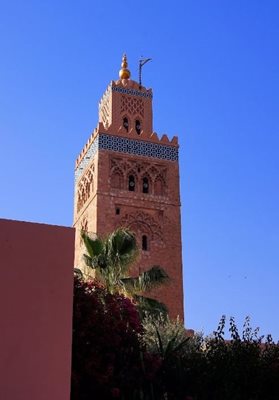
[
  {"left": 115, "top": 207, "right": 120, "bottom": 215},
  {"left": 123, "top": 117, "right": 129, "bottom": 132},
  {"left": 135, "top": 119, "right": 141, "bottom": 135},
  {"left": 142, "top": 235, "right": 148, "bottom": 251},
  {"left": 128, "top": 175, "right": 135, "bottom": 191},
  {"left": 143, "top": 177, "right": 149, "bottom": 194}
]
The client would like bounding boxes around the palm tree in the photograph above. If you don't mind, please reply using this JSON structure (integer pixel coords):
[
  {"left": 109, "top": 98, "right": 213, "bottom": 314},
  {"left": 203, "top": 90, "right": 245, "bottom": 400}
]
[{"left": 80, "top": 228, "right": 169, "bottom": 317}]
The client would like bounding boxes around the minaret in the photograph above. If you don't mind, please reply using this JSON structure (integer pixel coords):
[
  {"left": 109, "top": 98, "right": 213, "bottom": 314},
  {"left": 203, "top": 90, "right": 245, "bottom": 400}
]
[{"left": 73, "top": 55, "right": 184, "bottom": 319}]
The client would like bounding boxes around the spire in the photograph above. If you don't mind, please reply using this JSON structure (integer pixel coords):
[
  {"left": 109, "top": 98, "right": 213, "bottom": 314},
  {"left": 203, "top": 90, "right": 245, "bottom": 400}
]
[{"left": 119, "top": 54, "right": 131, "bottom": 80}]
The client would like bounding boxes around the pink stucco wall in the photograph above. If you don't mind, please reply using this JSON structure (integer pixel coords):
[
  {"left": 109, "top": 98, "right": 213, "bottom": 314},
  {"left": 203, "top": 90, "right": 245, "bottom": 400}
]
[{"left": 0, "top": 219, "right": 75, "bottom": 400}]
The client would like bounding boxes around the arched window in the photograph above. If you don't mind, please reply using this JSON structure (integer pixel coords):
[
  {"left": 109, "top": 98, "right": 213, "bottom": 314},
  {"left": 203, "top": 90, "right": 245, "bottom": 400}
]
[
  {"left": 123, "top": 117, "right": 129, "bottom": 132},
  {"left": 142, "top": 177, "right": 149, "bottom": 194},
  {"left": 142, "top": 235, "right": 148, "bottom": 251},
  {"left": 135, "top": 119, "right": 141, "bottom": 135},
  {"left": 128, "top": 175, "right": 135, "bottom": 191}
]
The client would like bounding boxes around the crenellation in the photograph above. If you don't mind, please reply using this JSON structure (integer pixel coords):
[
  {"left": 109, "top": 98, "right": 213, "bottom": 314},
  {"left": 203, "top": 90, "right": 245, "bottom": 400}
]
[
  {"left": 75, "top": 128, "right": 178, "bottom": 171},
  {"left": 75, "top": 128, "right": 99, "bottom": 168},
  {"left": 150, "top": 132, "right": 159, "bottom": 141},
  {"left": 160, "top": 134, "right": 170, "bottom": 144}
]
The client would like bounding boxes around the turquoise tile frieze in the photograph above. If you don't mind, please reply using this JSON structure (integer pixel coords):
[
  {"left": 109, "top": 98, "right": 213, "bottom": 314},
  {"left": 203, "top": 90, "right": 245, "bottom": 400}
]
[
  {"left": 75, "top": 137, "right": 99, "bottom": 182},
  {"left": 99, "top": 134, "right": 178, "bottom": 161},
  {"left": 111, "top": 86, "right": 153, "bottom": 98},
  {"left": 75, "top": 133, "right": 178, "bottom": 182}
]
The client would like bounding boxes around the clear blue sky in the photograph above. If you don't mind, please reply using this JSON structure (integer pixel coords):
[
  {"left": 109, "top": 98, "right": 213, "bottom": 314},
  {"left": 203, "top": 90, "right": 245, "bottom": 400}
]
[{"left": 1, "top": 0, "right": 278, "bottom": 340}]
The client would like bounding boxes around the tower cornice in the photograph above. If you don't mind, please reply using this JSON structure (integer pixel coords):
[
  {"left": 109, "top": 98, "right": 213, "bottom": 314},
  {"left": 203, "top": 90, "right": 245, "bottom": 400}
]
[{"left": 75, "top": 130, "right": 179, "bottom": 182}]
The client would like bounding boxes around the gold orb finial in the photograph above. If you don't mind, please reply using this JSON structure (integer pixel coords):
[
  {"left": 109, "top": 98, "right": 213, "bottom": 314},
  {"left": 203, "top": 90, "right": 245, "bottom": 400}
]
[{"left": 119, "top": 54, "right": 131, "bottom": 80}]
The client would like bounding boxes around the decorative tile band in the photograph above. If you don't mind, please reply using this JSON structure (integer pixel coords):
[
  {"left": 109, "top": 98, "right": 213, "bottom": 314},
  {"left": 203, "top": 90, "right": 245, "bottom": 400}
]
[
  {"left": 75, "top": 137, "right": 99, "bottom": 182},
  {"left": 75, "top": 133, "right": 178, "bottom": 182},
  {"left": 99, "top": 134, "right": 178, "bottom": 161},
  {"left": 111, "top": 86, "right": 153, "bottom": 98}
]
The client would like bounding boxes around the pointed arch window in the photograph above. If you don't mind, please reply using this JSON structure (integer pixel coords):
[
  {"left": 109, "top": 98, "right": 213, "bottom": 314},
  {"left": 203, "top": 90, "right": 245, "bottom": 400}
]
[
  {"left": 123, "top": 117, "right": 129, "bottom": 132},
  {"left": 128, "top": 175, "right": 135, "bottom": 191},
  {"left": 135, "top": 119, "right": 141, "bottom": 135},
  {"left": 142, "top": 177, "right": 149, "bottom": 194}
]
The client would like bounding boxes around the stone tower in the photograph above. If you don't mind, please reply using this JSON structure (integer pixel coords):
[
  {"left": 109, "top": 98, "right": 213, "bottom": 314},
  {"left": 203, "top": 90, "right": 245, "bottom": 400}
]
[{"left": 73, "top": 55, "right": 184, "bottom": 318}]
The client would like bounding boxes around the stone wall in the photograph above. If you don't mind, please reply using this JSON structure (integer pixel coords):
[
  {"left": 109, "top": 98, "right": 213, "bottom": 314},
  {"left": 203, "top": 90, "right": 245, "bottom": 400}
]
[{"left": 0, "top": 219, "right": 74, "bottom": 400}]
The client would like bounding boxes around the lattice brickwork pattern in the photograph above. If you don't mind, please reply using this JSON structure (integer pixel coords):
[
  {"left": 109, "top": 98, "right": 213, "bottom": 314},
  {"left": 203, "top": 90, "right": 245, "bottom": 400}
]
[
  {"left": 76, "top": 164, "right": 95, "bottom": 213},
  {"left": 120, "top": 95, "right": 144, "bottom": 117},
  {"left": 99, "top": 90, "right": 111, "bottom": 128}
]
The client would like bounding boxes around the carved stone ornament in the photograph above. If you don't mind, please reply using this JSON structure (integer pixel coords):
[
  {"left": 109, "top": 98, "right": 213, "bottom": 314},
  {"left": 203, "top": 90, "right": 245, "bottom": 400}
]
[
  {"left": 120, "top": 211, "right": 163, "bottom": 241},
  {"left": 76, "top": 164, "right": 95, "bottom": 213},
  {"left": 110, "top": 156, "right": 167, "bottom": 196}
]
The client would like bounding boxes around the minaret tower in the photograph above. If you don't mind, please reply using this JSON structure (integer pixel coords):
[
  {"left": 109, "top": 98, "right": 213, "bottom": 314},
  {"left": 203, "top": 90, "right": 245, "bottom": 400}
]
[{"left": 73, "top": 55, "right": 184, "bottom": 318}]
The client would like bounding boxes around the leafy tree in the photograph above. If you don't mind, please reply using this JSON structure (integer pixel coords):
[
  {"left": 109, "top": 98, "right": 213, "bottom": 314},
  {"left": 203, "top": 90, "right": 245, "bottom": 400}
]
[
  {"left": 196, "top": 316, "right": 279, "bottom": 400},
  {"left": 142, "top": 315, "right": 203, "bottom": 400},
  {"left": 81, "top": 228, "right": 169, "bottom": 317},
  {"left": 71, "top": 284, "right": 279, "bottom": 400},
  {"left": 71, "top": 277, "right": 164, "bottom": 400},
  {"left": 259, "top": 334, "right": 279, "bottom": 399},
  {"left": 142, "top": 315, "right": 279, "bottom": 400}
]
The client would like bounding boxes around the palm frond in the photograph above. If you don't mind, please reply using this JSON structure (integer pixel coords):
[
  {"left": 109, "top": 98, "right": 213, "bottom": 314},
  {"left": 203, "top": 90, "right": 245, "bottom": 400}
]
[
  {"left": 121, "top": 266, "right": 169, "bottom": 294},
  {"left": 164, "top": 330, "right": 180, "bottom": 356},
  {"left": 81, "top": 232, "right": 104, "bottom": 258},
  {"left": 113, "top": 228, "right": 137, "bottom": 254},
  {"left": 171, "top": 336, "right": 190, "bottom": 354},
  {"left": 134, "top": 295, "right": 168, "bottom": 318},
  {"left": 83, "top": 253, "right": 94, "bottom": 267},
  {"left": 107, "top": 228, "right": 138, "bottom": 273},
  {"left": 155, "top": 324, "right": 164, "bottom": 355},
  {"left": 154, "top": 324, "right": 190, "bottom": 357},
  {"left": 81, "top": 228, "right": 169, "bottom": 312}
]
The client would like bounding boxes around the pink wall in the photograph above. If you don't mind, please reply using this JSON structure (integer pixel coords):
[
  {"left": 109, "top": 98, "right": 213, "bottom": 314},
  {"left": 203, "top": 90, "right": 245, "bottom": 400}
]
[{"left": 0, "top": 219, "right": 75, "bottom": 400}]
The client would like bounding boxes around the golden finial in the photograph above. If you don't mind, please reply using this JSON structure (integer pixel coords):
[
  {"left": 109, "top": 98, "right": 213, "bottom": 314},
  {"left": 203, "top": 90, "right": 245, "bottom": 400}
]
[{"left": 119, "top": 54, "right": 131, "bottom": 80}]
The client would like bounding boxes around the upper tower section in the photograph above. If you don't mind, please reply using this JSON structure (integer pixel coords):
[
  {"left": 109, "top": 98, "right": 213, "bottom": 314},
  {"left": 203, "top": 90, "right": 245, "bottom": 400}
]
[
  {"left": 98, "top": 54, "right": 153, "bottom": 136},
  {"left": 75, "top": 55, "right": 179, "bottom": 182}
]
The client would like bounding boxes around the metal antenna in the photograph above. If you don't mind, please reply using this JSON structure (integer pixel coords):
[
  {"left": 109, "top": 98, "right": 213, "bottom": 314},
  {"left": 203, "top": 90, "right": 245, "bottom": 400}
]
[{"left": 139, "top": 57, "right": 152, "bottom": 88}]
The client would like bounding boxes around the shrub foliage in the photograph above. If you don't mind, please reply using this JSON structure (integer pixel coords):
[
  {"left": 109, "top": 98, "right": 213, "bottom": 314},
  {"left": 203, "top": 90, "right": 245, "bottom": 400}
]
[
  {"left": 71, "top": 277, "right": 144, "bottom": 399},
  {"left": 71, "top": 278, "right": 279, "bottom": 400}
]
